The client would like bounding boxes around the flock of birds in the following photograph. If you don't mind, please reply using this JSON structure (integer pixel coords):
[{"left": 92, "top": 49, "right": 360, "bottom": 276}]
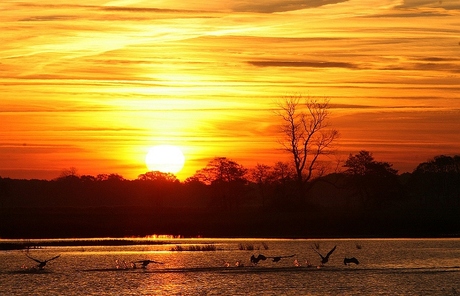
[
  {"left": 250, "top": 254, "right": 295, "bottom": 264},
  {"left": 249, "top": 245, "right": 359, "bottom": 268},
  {"left": 22, "top": 254, "right": 165, "bottom": 271},
  {"left": 22, "top": 244, "right": 360, "bottom": 271}
]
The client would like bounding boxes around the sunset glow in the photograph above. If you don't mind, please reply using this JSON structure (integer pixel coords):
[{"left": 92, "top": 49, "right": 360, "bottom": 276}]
[
  {"left": 145, "top": 145, "right": 185, "bottom": 174},
  {"left": 1, "top": 0, "right": 459, "bottom": 180}
]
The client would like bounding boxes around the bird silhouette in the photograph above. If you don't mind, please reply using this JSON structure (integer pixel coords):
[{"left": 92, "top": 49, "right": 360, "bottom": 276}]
[
  {"left": 26, "top": 253, "right": 60, "bottom": 270},
  {"left": 311, "top": 245, "right": 336, "bottom": 265},
  {"left": 134, "top": 259, "right": 164, "bottom": 269},
  {"left": 343, "top": 257, "right": 359, "bottom": 265},
  {"left": 267, "top": 254, "right": 296, "bottom": 262},
  {"left": 250, "top": 254, "right": 267, "bottom": 264}
]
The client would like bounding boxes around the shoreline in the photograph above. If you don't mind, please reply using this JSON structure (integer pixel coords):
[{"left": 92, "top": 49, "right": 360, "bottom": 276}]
[{"left": 2, "top": 235, "right": 459, "bottom": 251}]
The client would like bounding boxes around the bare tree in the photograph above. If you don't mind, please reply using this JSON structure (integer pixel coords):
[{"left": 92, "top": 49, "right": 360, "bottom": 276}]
[
  {"left": 275, "top": 95, "right": 339, "bottom": 198},
  {"left": 59, "top": 167, "right": 79, "bottom": 178},
  {"left": 272, "top": 161, "right": 295, "bottom": 185}
]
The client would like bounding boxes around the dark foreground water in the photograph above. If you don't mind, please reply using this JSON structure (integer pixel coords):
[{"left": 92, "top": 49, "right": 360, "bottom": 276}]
[{"left": 1, "top": 238, "right": 459, "bottom": 295}]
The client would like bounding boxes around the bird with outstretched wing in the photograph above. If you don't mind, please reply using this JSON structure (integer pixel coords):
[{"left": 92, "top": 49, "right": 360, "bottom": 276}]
[
  {"left": 311, "top": 245, "right": 336, "bottom": 265},
  {"left": 250, "top": 254, "right": 267, "bottom": 264},
  {"left": 344, "top": 257, "right": 359, "bottom": 265},
  {"left": 134, "top": 259, "right": 164, "bottom": 268},
  {"left": 26, "top": 253, "right": 60, "bottom": 270}
]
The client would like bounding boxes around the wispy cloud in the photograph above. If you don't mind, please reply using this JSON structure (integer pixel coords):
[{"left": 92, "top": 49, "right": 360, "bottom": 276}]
[
  {"left": 398, "top": 0, "right": 460, "bottom": 9},
  {"left": 248, "top": 60, "right": 359, "bottom": 69},
  {"left": 228, "top": 0, "right": 349, "bottom": 13}
]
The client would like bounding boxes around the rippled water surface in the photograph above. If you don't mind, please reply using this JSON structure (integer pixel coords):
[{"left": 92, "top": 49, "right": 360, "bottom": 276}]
[{"left": 1, "top": 238, "right": 459, "bottom": 295}]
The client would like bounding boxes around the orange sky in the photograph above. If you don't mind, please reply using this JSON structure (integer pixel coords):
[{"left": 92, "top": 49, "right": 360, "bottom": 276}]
[{"left": 1, "top": 0, "right": 460, "bottom": 181}]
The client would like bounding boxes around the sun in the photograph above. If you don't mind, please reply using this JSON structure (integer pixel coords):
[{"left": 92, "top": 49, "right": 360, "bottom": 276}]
[{"left": 145, "top": 145, "right": 185, "bottom": 174}]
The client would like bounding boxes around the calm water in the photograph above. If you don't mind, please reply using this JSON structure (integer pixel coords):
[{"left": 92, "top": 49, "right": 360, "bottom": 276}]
[{"left": 1, "top": 238, "right": 459, "bottom": 295}]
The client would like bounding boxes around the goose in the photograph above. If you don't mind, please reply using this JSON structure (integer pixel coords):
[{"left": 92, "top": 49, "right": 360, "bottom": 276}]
[
  {"left": 311, "top": 245, "right": 336, "bottom": 265},
  {"left": 134, "top": 259, "right": 164, "bottom": 269},
  {"left": 26, "top": 253, "right": 60, "bottom": 270},
  {"left": 343, "top": 257, "right": 359, "bottom": 265},
  {"left": 250, "top": 254, "right": 267, "bottom": 265}
]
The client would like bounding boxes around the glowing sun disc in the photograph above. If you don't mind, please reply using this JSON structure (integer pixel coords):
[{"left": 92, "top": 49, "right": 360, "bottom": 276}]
[{"left": 145, "top": 145, "right": 185, "bottom": 174}]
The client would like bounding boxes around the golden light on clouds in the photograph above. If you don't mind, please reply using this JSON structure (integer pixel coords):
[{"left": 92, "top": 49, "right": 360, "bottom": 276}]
[{"left": 1, "top": 0, "right": 459, "bottom": 180}]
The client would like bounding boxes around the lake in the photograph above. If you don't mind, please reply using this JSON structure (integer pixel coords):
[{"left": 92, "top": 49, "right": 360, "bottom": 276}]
[{"left": 1, "top": 238, "right": 459, "bottom": 295}]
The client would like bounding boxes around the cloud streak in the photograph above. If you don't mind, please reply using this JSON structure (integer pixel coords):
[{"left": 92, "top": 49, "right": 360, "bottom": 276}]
[{"left": 248, "top": 60, "right": 359, "bottom": 69}]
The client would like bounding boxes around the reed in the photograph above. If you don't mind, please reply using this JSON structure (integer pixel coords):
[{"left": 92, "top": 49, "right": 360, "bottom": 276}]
[
  {"left": 237, "top": 242, "right": 269, "bottom": 251},
  {"left": 170, "top": 244, "right": 217, "bottom": 251}
]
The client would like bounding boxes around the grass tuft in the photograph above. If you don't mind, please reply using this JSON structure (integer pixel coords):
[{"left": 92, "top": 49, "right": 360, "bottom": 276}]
[
  {"left": 170, "top": 244, "right": 216, "bottom": 251},
  {"left": 237, "top": 242, "right": 269, "bottom": 251}
]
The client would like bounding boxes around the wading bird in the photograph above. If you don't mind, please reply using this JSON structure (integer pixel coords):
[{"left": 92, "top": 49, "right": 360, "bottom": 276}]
[
  {"left": 250, "top": 254, "right": 267, "bottom": 265},
  {"left": 25, "top": 253, "right": 60, "bottom": 270},
  {"left": 311, "top": 245, "right": 336, "bottom": 265},
  {"left": 134, "top": 259, "right": 164, "bottom": 269},
  {"left": 344, "top": 257, "right": 359, "bottom": 265}
]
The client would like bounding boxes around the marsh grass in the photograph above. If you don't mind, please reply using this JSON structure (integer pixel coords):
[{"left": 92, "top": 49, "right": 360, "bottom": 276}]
[
  {"left": 170, "top": 244, "right": 217, "bottom": 252},
  {"left": 237, "top": 242, "right": 269, "bottom": 251}
]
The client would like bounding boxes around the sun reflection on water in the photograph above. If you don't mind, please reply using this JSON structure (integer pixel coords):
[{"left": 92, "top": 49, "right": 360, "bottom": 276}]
[{"left": 1, "top": 238, "right": 460, "bottom": 295}]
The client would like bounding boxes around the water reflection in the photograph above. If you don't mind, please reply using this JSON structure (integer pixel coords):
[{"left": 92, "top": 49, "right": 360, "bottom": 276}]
[{"left": 1, "top": 238, "right": 459, "bottom": 295}]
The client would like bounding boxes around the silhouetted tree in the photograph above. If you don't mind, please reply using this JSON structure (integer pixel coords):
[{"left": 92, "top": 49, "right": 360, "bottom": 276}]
[
  {"left": 80, "top": 175, "right": 97, "bottom": 183},
  {"left": 193, "top": 157, "right": 247, "bottom": 185},
  {"left": 271, "top": 161, "right": 295, "bottom": 185},
  {"left": 343, "top": 150, "right": 402, "bottom": 209},
  {"left": 249, "top": 163, "right": 275, "bottom": 208},
  {"left": 137, "top": 171, "right": 179, "bottom": 183},
  {"left": 250, "top": 164, "right": 273, "bottom": 184},
  {"left": 409, "top": 155, "right": 460, "bottom": 211},
  {"left": 344, "top": 151, "right": 398, "bottom": 176},
  {"left": 57, "top": 167, "right": 79, "bottom": 179},
  {"left": 192, "top": 157, "right": 248, "bottom": 209},
  {"left": 96, "top": 173, "right": 125, "bottom": 182},
  {"left": 184, "top": 175, "right": 203, "bottom": 184},
  {"left": 275, "top": 95, "right": 339, "bottom": 202},
  {"left": 0, "top": 177, "right": 11, "bottom": 209},
  {"left": 182, "top": 175, "right": 212, "bottom": 208},
  {"left": 269, "top": 161, "right": 297, "bottom": 208},
  {"left": 135, "top": 171, "right": 180, "bottom": 208},
  {"left": 414, "top": 155, "right": 460, "bottom": 174}
]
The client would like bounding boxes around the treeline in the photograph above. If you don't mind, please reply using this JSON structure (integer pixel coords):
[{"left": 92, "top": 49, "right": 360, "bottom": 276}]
[{"left": 1, "top": 152, "right": 459, "bottom": 238}]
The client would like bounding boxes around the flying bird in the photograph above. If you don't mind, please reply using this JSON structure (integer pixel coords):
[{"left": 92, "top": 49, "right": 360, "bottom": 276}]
[
  {"left": 344, "top": 257, "right": 360, "bottom": 265},
  {"left": 267, "top": 254, "right": 296, "bottom": 262},
  {"left": 311, "top": 245, "right": 336, "bottom": 265},
  {"left": 134, "top": 259, "right": 164, "bottom": 269},
  {"left": 26, "top": 253, "right": 60, "bottom": 270},
  {"left": 250, "top": 254, "right": 267, "bottom": 265}
]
